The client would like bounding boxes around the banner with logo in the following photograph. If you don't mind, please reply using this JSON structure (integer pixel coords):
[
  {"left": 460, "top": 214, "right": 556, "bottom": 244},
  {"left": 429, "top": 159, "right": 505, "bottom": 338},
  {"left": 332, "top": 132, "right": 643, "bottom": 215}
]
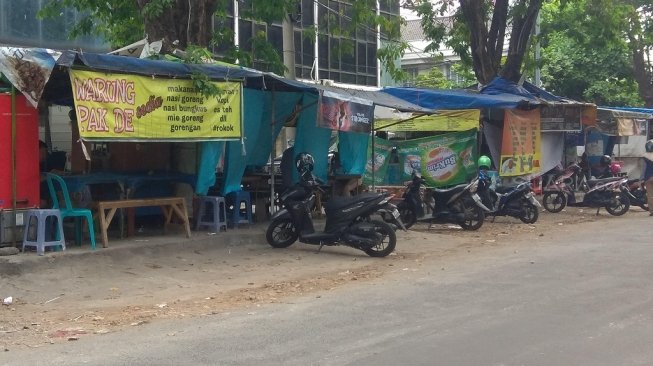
[
  {"left": 375, "top": 109, "right": 480, "bottom": 132},
  {"left": 317, "top": 90, "right": 374, "bottom": 133},
  {"left": 363, "top": 130, "right": 478, "bottom": 187},
  {"left": 69, "top": 69, "right": 242, "bottom": 141},
  {"left": 500, "top": 109, "right": 541, "bottom": 177},
  {"left": 363, "top": 137, "right": 394, "bottom": 186}
]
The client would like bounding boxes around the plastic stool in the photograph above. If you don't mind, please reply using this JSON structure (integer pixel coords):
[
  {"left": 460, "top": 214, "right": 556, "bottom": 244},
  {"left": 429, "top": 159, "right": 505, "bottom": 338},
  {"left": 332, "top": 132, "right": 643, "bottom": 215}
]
[
  {"left": 226, "top": 190, "right": 253, "bottom": 228},
  {"left": 195, "top": 196, "right": 228, "bottom": 232},
  {"left": 22, "top": 209, "right": 66, "bottom": 256}
]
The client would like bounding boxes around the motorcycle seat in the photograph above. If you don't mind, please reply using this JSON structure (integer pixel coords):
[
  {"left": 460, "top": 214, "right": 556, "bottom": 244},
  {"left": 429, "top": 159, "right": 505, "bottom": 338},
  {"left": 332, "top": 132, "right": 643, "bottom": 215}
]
[
  {"left": 433, "top": 183, "right": 467, "bottom": 194},
  {"left": 586, "top": 177, "right": 622, "bottom": 187},
  {"left": 324, "top": 192, "right": 381, "bottom": 211},
  {"left": 494, "top": 186, "right": 515, "bottom": 194}
]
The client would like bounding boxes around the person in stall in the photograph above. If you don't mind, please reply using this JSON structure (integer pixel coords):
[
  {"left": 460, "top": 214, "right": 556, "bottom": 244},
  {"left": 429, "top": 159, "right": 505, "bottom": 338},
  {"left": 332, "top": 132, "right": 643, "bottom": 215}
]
[
  {"left": 39, "top": 140, "right": 66, "bottom": 207},
  {"left": 643, "top": 140, "right": 653, "bottom": 216}
]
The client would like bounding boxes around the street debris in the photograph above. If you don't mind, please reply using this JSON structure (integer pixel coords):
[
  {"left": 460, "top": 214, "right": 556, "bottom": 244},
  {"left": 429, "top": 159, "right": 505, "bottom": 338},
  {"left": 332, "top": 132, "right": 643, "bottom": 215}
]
[{"left": 3, "top": 296, "right": 13, "bottom": 305}]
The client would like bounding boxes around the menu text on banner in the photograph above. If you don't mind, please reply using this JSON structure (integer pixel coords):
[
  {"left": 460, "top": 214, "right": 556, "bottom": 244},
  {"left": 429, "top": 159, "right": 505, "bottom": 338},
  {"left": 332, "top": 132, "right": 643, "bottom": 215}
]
[
  {"left": 69, "top": 69, "right": 242, "bottom": 141},
  {"left": 500, "top": 109, "right": 541, "bottom": 177}
]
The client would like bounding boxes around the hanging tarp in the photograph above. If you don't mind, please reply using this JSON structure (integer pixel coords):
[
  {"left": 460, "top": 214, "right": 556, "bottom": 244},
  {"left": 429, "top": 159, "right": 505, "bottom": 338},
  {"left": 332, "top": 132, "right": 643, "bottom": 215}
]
[
  {"left": 363, "top": 137, "right": 394, "bottom": 186},
  {"left": 376, "top": 109, "right": 480, "bottom": 132},
  {"left": 595, "top": 108, "right": 652, "bottom": 136},
  {"left": 0, "top": 47, "right": 61, "bottom": 107},
  {"left": 500, "top": 109, "right": 541, "bottom": 177},
  {"left": 69, "top": 69, "right": 242, "bottom": 141},
  {"left": 317, "top": 90, "right": 374, "bottom": 133},
  {"left": 364, "top": 130, "right": 477, "bottom": 187}
]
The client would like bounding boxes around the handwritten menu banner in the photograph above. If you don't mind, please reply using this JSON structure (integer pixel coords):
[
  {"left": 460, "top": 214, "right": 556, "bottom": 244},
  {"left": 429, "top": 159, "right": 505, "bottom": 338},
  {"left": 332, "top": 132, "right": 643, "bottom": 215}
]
[
  {"left": 500, "top": 109, "right": 541, "bottom": 177},
  {"left": 539, "top": 104, "right": 582, "bottom": 131},
  {"left": 69, "top": 69, "right": 242, "bottom": 141}
]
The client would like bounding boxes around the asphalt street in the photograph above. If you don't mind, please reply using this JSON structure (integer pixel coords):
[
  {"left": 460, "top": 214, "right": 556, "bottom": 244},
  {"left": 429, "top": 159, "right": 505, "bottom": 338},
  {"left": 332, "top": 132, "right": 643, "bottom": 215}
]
[{"left": 2, "top": 214, "right": 652, "bottom": 366}]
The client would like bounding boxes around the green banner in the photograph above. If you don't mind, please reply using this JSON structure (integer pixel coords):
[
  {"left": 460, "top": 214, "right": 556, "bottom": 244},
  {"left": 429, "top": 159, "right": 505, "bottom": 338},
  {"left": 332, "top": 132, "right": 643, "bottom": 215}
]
[
  {"left": 364, "top": 130, "right": 478, "bottom": 187},
  {"left": 363, "top": 137, "right": 393, "bottom": 185}
]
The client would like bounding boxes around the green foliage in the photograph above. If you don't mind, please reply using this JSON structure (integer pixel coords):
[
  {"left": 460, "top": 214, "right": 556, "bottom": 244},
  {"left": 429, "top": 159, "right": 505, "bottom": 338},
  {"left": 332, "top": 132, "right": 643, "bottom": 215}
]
[
  {"left": 40, "top": 0, "right": 405, "bottom": 83},
  {"left": 538, "top": 0, "right": 644, "bottom": 106},
  {"left": 38, "top": 0, "right": 144, "bottom": 48},
  {"left": 411, "top": 63, "right": 475, "bottom": 89}
]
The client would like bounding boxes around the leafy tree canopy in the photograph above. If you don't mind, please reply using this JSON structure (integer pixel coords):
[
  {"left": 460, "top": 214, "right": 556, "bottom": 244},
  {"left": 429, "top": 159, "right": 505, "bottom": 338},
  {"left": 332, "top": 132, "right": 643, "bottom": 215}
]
[{"left": 39, "top": 0, "right": 406, "bottom": 80}]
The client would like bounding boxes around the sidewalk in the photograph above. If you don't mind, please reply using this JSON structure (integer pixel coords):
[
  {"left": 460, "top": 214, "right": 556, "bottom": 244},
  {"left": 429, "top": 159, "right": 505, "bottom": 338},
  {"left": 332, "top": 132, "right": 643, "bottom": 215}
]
[{"left": 0, "top": 223, "right": 268, "bottom": 277}]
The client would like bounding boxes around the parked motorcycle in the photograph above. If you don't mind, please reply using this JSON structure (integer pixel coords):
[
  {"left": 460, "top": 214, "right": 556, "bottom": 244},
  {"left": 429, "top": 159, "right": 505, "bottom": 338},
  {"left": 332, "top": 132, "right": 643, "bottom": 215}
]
[
  {"left": 478, "top": 176, "right": 542, "bottom": 224},
  {"left": 265, "top": 153, "right": 404, "bottom": 257},
  {"left": 391, "top": 172, "right": 489, "bottom": 230},
  {"left": 623, "top": 179, "right": 648, "bottom": 211},
  {"left": 542, "top": 167, "right": 630, "bottom": 215}
]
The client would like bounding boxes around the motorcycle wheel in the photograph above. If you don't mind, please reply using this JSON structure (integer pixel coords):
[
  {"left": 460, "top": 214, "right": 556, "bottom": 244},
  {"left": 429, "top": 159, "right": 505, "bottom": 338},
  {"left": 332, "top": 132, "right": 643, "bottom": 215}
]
[
  {"left": 542, "top": 192, "right": 567, "bottom": 213},
  {"left": 605, "top": 193, "right": 630, "bottom": 216},
  {"left": 459, "top": 202, "right": 484, "bottom": 231},
  {"left": 519, "top": 202, "right": 539, "bottom": 224},
  {"left": 265, "top": 217, "right": 298, "bottom": 248},
  {"left": 398, "top": 206, "right": 417, "bottom": 229},
  {"left": 634, "top": 190, "right": 648, "bottom": 211},
  {"left": 364, "top": 220, "right": 397, "bottom": 257}
]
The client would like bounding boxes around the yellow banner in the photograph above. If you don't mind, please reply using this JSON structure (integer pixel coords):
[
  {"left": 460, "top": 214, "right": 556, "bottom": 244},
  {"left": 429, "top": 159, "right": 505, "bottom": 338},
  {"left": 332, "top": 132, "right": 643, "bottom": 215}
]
[
  {"left": 376, "top": 109, "right": 479, "bottom": 132},
  {"left": 500, "top": 109, "right": 541, "bottom": 177},
  {"left": 69, "top": 69, "right": 242, "bottom": 141}
]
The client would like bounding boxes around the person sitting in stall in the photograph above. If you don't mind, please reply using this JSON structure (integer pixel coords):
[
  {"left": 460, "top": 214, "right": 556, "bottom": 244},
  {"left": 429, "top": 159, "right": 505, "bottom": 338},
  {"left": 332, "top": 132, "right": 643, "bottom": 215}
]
[{"left": 280, "top": 141, "right": 295, "bottom": 191}]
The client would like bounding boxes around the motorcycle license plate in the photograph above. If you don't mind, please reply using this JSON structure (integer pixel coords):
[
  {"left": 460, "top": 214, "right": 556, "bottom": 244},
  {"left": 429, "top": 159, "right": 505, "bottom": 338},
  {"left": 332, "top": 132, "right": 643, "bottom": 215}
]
[{"left": 392, "top": 209, "right": 400, "bottom": 218}]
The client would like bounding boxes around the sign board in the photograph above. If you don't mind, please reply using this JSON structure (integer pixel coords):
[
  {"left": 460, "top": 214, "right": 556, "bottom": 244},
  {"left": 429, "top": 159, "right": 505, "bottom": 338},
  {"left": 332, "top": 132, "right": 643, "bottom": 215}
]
[
  {"left": 539, "top": 105, "right": 583, "bottom": 132},
  {"left": 70, "top": 69, "right": 242, "bottom": 141}
]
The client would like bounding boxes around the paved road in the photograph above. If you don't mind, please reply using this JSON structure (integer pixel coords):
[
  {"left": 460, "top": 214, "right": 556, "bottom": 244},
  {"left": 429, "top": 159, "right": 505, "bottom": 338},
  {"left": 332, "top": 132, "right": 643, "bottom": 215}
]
[{"left": 2, "top": 214, "right": 652, "bottom": 366}]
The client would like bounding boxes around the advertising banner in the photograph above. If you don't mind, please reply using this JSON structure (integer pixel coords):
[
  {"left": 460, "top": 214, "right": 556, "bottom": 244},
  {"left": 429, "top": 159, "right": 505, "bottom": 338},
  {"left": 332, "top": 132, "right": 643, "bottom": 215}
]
[
  {"left": 500, "top": 109, "right": 541, "bottom": 177},
  {"left": 363, "top": 137, "right": 393, "bottom": 186},
  {"left": 0, "top": 47, "right": 61, "bottom": 107},
  {"left": 317, "top": 90, "right": 374, "bottom": 133},
  {"left": 364, "top": 130, "right": 478, "bottom": 187},
  {"left": 376, "top": 109, "right": 480, "bottom": 132},
  {"left": 69, "top": 69, "right": 242, "bottom": 141}
]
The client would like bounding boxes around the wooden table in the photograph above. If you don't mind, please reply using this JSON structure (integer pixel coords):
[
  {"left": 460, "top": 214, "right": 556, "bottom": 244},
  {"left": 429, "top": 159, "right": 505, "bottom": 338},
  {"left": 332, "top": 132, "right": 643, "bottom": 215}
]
[{"left": 97, "top": 197, "right": 191, "bottom": 247}]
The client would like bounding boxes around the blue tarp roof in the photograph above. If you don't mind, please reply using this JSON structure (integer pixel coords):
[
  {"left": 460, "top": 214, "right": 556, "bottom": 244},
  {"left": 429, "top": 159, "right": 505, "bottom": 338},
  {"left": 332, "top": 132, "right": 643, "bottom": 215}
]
[
  {"left": 601, "top": 106, "right": 653, "bottom": 116},
  {"left": 54, "top": 51, "right": 317, "bottom": 92},
  {"left": 44, "top": 51, "right": 429, "bottom": 113},
  {"left": 382, "top": 77, "right": 592, "bottom": 110}
]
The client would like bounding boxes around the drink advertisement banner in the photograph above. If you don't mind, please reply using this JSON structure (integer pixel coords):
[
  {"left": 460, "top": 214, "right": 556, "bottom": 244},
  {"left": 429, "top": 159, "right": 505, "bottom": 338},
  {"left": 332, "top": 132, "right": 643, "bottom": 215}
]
[
  {"left": 69, "top": 69, "right": 242, "bottom": 141},
  {"left": 500, "top": 109, "right": 541, "bottom": 177},
  {"left": 363, "top": 130, "right": 478, "bottom": 187},
  {"left": 363, "top": 137, "right": 393, "bottom": 185},
  {"left": 317, "top": 90, "right": 374, "bottom": 133}
]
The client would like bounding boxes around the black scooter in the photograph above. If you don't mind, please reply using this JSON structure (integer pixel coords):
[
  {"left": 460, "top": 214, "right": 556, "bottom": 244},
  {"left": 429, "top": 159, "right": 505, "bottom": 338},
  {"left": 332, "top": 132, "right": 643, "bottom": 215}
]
[
  {"left": 393, "top": 172, "right": 489, "bottom": 231},
  {"left": 477, "top": 177, "right": 541, "bottom": 224},
  {"left": 266, "top": 175, "right": 404, "bottom": 257}
]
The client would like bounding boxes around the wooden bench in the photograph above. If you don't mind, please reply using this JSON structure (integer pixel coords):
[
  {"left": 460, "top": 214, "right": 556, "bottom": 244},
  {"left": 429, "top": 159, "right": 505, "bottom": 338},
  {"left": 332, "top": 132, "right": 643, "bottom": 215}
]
[{"left": 97, "top": 197, "right": 191, "bottom": 248}]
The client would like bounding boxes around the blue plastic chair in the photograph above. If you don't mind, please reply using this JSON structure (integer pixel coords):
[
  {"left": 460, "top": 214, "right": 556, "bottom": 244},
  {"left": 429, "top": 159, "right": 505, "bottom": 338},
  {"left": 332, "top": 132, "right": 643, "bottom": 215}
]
[{"left": 45, "top": 173, "right": 96, "bottom": 250}]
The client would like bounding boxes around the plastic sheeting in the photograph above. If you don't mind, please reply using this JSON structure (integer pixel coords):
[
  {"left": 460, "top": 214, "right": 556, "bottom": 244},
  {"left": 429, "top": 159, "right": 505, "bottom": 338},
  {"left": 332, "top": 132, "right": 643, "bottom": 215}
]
[{"left": 337, "top": 130, "right": 369, "bottom": 175}]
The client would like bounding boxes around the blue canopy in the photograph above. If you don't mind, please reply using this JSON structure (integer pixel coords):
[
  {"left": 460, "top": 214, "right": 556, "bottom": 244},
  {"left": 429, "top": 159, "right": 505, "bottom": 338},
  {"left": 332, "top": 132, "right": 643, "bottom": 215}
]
[
  {"left": 382, "top": 78, "right": 542, "bottom": 110},
  {"left": 381, "top": 77, "right": 595, "bottom": 110}
]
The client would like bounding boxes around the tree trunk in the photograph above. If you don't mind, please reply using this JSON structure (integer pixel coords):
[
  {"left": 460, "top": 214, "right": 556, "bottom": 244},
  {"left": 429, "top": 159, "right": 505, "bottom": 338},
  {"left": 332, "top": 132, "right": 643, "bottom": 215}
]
[
  {"left": 460, "top": 0, "right": 542, "bottom": 85},
  {"left": 460, "top": 0, "right": 495, "bottom": 85},
  {"left": 500, "top": 0, "right": 542, "bottom": 83},
  {"left": 136, "top": 0, "right": 218, "bottom": 52},
  {"left": 627, "top": 12, "right": 653, "bottom": 108}
]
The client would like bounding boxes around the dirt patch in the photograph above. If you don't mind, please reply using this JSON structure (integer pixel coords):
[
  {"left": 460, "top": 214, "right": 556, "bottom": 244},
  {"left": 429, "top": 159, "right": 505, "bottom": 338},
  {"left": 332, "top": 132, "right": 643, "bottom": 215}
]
[{"left": 0, "top": 206, "right": 642, "bottom": 349}]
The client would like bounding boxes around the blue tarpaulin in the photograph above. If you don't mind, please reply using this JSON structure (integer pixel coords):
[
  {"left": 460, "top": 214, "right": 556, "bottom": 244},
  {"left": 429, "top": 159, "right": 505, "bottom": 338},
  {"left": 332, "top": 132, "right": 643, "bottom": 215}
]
[{"left": 382, "top": 77, "right": 542, "bottom": 110}]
